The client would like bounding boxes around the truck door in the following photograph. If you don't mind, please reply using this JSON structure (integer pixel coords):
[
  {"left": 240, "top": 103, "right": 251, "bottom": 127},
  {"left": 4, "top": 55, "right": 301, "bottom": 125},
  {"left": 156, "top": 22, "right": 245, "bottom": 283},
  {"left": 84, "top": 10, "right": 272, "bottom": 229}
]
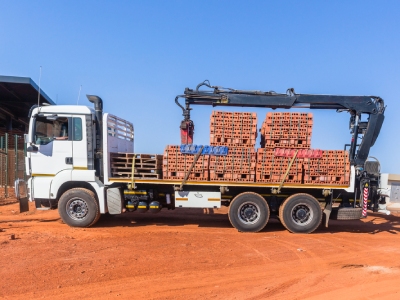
[
  {"left": 29, "top": 115, "right": 73, "bottom": 199},
  {"left": 71, "top": 116, "right": 90, "bottom": 170}
]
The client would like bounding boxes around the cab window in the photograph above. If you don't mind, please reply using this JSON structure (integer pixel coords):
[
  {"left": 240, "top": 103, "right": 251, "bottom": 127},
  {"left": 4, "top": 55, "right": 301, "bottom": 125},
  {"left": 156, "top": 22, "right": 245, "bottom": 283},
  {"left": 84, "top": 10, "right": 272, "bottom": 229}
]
[
  {"left": 73, "top": 117, "right": 82, "bottom": 141},
  {"left": 34, "top": 116, "right": 69, "bottom": 145}
]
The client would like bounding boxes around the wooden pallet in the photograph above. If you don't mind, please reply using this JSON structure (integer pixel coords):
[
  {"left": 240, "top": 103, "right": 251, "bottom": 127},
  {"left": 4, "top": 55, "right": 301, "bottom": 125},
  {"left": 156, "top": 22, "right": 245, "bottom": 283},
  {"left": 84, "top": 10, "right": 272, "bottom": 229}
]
[
  {"left": 111, "top": 153, "right": 161, "bottom": 162},
  {"left": 111, "top": 166, "right": 161, "bottom": 172},
  {"left": 110, "top": 153, "right": 162, "bottom": 179},
  {"left": 111, "top": 171, "right": 161, "bottom": 179}
]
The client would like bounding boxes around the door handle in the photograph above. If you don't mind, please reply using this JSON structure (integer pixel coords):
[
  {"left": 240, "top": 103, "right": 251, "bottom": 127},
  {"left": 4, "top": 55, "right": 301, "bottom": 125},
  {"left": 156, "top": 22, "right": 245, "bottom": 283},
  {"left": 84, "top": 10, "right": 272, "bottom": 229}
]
[{"left": 65, "top": 157, "right": 73, "bottom": 164}]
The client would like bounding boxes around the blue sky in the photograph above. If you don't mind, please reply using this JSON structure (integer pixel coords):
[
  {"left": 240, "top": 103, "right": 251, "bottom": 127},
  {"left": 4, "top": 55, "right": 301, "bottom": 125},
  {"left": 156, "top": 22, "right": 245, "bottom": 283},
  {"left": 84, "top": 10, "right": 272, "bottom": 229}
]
[{"left": 1, "top": 1, "right": 399, "bottom": 173}]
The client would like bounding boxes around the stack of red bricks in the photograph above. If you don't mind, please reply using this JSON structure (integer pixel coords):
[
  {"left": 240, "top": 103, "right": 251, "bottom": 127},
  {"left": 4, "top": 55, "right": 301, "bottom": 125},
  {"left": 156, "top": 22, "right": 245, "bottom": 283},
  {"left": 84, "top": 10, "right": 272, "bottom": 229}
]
[
  {"left": 303, "top": 150, "right": 350, "bottom": 185},
  {"left": 260, "top": 112, "right": 313, "bottom": 148},
  {"left": 161, "top": 110, "right": 351, "bottom": 185},
  {"left": 209, "top": 111, "right": 257, "bottom": 182},
  {"left": 256, "top": 149, "right": 303, "bottom": 184},
  {"left": 209, "top": 147, "right": 256, "bottom": 182},
  {"left": 162, "top": 145, "right": 209, "bottom": 181},
  {"left": 257, "top": 112, "right": 350, "bottom": 185},
  {"left": 257, "top": 112, "right": 313, "bottom": 184},
  {"left": 210, "top": 111, "right": 257, "bottom": 146}
]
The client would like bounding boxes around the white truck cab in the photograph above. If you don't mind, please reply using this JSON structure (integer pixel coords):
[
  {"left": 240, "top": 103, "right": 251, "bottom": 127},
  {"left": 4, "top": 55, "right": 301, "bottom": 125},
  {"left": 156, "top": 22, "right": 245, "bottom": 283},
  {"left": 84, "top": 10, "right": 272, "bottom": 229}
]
[{"left": 24, "top": 96, "right": 134, "bottom": 226}]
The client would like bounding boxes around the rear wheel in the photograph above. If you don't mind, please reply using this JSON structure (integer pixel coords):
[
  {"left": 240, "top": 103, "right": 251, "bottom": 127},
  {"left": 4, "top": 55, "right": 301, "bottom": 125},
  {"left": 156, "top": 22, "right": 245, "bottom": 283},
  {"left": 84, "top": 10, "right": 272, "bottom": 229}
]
[
  {"left": 58, "top": 188, "right": 100, "bottom": 227},
  {"left": 279, "top": 193, "right": 322, "bottom": 233},
  {"left": 228, "top": 192, "right": 270, "bottom": 232}
]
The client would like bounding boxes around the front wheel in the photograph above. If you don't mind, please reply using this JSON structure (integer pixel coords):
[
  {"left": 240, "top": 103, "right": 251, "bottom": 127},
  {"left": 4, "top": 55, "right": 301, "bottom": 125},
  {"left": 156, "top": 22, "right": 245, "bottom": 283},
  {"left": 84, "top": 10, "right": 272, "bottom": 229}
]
[
  {"left": 279, "top": 193, "right": 322, "bottom": 234},
  {"left": 58, "top": 188, "right": 100, "bottom": 227},
  {"left": 228, "top": 192, "right": 270, "bottom": 232}
]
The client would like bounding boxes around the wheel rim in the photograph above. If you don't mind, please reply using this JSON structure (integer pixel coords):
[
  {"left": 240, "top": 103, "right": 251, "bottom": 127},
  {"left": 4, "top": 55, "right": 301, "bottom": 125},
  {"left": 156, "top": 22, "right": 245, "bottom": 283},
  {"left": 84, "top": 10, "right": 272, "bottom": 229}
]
[
  {"left": 290, "top": 203, "right": 313, "bottom": 226},
  {"left": 66, "top": 197, "right": 89, "bottom": 221},
  {"left": 237, "top": 201, "right": 261, "bottom": 225}
]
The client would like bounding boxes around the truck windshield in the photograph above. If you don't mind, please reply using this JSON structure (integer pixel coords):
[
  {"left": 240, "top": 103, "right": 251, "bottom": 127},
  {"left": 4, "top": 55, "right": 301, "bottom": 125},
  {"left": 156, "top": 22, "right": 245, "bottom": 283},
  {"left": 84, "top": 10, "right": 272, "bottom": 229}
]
[{"left": 34, "top": 116, "right": 69, "bottom": 145}]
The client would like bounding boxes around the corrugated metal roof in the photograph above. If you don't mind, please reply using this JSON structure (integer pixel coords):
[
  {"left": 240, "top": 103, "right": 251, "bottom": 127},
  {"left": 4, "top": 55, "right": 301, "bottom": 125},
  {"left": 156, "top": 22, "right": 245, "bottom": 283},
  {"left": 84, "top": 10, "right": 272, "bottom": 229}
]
[{"left": 0, "top": 75, "right": 54, "bottom": 129}]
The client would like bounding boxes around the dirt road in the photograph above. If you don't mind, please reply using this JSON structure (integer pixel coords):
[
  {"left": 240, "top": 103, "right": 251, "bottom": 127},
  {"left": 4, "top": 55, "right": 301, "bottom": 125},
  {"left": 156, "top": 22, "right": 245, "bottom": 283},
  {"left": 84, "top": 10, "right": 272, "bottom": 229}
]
[{"left": 1, "top": 202, "right": 399, "bottom": 300}]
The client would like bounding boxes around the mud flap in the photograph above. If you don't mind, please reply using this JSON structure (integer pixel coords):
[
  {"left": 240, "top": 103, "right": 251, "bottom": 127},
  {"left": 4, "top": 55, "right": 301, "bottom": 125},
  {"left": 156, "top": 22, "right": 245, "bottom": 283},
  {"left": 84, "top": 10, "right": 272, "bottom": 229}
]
[
  {"left": 19, "top": 197, "right": 29, "bottom": 213},
  {"left": 34, "top": 199, "right": 42, "bottom": 209},
  {"left": 15, "top": 179, "right": 29, "bottom": 213},
  {"left": 107, "top": 187, "right": 123, "bottom": 214}
]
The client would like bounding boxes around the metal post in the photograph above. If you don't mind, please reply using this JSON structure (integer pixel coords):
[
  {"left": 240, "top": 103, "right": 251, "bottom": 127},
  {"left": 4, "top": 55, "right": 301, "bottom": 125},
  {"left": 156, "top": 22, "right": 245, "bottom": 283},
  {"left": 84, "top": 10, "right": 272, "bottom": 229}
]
[
  {"left": 5, "top": 133, "right": 8, "bottom": 198},
  {"left": 24, "top": 138, "right": 27, "bottom": 182},
  {"left": 15, "top": 135, "right": 18, "bottom": 183},
  {"left": 0, "top": 136, "right": 3, "bottom": 188}
]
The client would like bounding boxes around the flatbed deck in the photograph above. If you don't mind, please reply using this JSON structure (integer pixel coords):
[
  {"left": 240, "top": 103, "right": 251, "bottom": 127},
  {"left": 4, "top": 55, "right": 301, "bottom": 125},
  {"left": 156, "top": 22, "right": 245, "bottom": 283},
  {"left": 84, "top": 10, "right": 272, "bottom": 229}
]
[{"left": 108, "top": 177, "right": 351, "bottom": 190}]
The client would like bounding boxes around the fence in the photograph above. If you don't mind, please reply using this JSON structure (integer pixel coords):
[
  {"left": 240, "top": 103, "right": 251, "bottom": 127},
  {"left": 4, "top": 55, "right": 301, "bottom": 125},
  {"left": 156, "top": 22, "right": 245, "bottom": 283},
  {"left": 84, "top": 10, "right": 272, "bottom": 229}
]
[{"left": 0, "top": 133, "right": 26, "bottom": 205}]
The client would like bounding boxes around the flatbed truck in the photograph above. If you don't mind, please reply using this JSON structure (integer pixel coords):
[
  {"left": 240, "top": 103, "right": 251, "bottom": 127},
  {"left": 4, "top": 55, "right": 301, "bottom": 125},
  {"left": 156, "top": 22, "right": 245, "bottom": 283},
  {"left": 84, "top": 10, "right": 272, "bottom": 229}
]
[{"left": 15, "top": 81, "right": 386, "bottom": 233}]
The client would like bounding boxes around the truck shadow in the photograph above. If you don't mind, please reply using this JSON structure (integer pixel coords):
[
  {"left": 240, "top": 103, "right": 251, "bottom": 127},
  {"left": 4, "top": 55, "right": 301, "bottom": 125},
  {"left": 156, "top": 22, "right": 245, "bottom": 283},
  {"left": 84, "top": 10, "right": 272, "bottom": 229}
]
[
  {"left": 316, "top": 212, "right": 400, "bottom": 235},
  {"left": 94, "top": 208, "right": 288, "bottom": 231},
  {"left": 95, "top": 208, "right": 234, "bottom": 229},
  {"left": 94, "top": 210, "right": 399, "bottom": 234}
]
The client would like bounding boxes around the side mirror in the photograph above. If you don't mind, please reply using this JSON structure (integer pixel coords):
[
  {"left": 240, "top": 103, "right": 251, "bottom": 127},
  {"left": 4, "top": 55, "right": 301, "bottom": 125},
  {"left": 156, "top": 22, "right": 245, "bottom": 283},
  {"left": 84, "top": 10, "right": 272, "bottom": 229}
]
[{"left": 26, "top": 145, "right": 38, "bottom": 152}]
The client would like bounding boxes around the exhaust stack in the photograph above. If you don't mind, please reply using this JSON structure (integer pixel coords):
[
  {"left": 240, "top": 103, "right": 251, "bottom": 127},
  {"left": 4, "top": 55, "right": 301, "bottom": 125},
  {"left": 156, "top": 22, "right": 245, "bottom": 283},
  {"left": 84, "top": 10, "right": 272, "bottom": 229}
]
[{"left": 87, "top": 95, "right": 104, "bottom": 181}]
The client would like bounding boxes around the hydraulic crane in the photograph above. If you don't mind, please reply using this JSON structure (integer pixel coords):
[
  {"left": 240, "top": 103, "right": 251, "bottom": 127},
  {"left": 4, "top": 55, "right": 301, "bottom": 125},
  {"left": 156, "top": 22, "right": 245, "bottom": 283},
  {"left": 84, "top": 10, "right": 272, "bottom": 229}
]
[{"left": 176, "top": 80, "right": 386, "bottom": 216}]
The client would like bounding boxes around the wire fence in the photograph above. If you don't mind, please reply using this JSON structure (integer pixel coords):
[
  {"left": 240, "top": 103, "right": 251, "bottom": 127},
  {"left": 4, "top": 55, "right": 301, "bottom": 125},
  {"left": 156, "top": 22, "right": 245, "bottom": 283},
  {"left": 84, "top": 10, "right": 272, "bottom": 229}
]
[{"left": 0, "top": 133, "right": 26, "bottom": 205}]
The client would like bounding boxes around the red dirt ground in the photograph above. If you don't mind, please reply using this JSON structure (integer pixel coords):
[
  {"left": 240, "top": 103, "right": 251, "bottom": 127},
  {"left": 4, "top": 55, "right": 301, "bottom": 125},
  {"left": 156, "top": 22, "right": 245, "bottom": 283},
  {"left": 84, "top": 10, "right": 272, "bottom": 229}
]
[{"left": 1, "top": 201, "right": 400, "bottom": 300}]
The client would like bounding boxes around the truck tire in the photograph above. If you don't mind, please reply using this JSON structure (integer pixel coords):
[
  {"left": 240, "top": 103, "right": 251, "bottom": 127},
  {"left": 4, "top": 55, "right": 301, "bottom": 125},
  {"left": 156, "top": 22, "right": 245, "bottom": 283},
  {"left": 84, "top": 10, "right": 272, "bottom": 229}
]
[
  {"left": 279, "top": 193, "right": 322, "bottom": 234},
  {"left": 58, "top": 188, "right": 100, "bottom": 227},
  {"left": 228, "top": 192, "right": 270, "bottom": 232}
]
